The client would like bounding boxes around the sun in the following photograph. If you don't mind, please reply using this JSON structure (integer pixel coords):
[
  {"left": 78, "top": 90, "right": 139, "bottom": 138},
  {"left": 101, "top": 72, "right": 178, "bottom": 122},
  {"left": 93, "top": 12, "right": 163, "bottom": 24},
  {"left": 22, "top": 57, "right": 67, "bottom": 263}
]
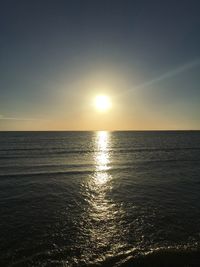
[{"left": 94, "top": 95, "right": 111, "bottom": 112}]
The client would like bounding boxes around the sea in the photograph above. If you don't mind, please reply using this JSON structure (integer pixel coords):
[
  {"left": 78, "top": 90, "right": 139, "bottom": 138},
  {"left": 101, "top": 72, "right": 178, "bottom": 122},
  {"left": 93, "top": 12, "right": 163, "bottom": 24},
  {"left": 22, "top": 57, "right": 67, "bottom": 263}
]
[{"left": 0, "top": 131, "right": 200, "bottom": 267}]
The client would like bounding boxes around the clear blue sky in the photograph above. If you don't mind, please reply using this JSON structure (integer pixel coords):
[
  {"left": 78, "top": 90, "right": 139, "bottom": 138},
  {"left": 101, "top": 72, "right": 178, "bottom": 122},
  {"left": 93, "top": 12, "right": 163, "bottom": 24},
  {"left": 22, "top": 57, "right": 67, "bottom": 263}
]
[{"left": 1, "top": 0, "right": 200, "bottom": 130}]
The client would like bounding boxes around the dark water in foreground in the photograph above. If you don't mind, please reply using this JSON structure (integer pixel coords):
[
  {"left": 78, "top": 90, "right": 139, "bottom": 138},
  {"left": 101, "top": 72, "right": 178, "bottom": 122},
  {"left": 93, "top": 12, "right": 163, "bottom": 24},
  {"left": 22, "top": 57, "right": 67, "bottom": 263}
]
[{"left": 0, "top": 131, "right": 200, "bottom": 266}]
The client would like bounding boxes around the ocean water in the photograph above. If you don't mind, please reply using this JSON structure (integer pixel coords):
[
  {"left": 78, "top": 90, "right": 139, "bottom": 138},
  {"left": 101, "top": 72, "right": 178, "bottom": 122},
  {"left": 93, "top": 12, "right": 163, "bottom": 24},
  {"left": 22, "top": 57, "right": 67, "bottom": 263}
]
[{"left": 0, "top": 131, "right": 200, "bottom": 267}]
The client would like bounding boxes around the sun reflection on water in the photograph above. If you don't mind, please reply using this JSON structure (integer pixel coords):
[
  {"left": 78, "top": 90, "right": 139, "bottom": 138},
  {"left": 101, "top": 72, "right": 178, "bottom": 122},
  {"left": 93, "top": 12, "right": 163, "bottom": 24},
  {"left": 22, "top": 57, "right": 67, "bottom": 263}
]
[
  {"left": 94, "top": 131, "right": 110, "bottom": 185},
  {"left": 80, "top": 131, "right": 126, "bottom": 263}
]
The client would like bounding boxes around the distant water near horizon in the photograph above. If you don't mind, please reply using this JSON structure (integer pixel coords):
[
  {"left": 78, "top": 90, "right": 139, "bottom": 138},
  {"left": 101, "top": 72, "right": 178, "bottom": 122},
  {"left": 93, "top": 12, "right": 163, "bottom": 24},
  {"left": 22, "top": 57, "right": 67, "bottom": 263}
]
[{"left": 1, "top": 131, "right": 200, "bottom": 266}]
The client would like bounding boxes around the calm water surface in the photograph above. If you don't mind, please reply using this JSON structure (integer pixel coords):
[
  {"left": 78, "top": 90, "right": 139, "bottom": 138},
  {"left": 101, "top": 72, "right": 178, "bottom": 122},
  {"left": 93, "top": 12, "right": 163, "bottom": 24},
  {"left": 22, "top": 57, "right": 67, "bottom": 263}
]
[{"left": 0, "top": 131, "right": 200, "bottom": 266}]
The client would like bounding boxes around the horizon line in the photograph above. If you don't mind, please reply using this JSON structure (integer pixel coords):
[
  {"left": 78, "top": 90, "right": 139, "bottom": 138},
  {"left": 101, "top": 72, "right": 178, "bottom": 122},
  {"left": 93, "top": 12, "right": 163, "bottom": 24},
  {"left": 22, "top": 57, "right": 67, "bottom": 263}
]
[{"left": 0, "top": 129, "right": 200, "bottom": 132}]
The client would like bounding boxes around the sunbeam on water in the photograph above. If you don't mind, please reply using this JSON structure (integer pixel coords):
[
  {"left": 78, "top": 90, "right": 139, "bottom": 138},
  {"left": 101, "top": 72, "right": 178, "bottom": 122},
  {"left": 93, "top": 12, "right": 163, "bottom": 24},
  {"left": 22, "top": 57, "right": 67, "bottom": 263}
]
[
  {"left": 94, "top": 131, "right": 111, "bottom": 184},
  {"left": 79, "top": 131, "right": 127, "bottom": 264}
]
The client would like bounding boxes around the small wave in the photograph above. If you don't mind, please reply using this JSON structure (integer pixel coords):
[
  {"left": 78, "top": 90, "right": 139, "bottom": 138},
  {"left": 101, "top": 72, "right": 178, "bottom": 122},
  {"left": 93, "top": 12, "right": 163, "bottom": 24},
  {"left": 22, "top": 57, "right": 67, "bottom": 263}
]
[
  {"left": 114, "top": 147, "right": 200, "bottom": 154},
  {"left": 0, "top": 149, "right": 95, "bottom": 159},
  {"left": 6, "top": 246, "right": 200, "bottom": 267},
  {"left": 88, "top": 247, "right": 200, "bottom": 267},
  {"left": 1, "top": 146, "right": 200, "bottom": 157},
  {"left": 116, "top": 248, "right": 200, "bottom": 267},
  {"left": 1, "top": 159, "right": 200, "bottom": 178},
  {"left": 0, "top": 169, "right": 94, "bottom": 178}
]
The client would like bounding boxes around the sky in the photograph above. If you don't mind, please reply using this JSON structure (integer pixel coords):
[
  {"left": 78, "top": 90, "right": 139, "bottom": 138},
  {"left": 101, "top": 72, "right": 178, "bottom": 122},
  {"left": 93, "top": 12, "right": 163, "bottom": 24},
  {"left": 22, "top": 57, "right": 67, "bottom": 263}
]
[{"left": 0, "top": 0, "right": 200, "bottom": 130}]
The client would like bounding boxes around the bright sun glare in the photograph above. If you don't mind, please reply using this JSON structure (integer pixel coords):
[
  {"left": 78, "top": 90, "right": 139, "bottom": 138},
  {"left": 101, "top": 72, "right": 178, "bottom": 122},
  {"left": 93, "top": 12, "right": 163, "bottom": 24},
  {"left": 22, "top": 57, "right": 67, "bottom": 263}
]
[{"left": 94, "top": 95, "right": 111, "bottom": 112}]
